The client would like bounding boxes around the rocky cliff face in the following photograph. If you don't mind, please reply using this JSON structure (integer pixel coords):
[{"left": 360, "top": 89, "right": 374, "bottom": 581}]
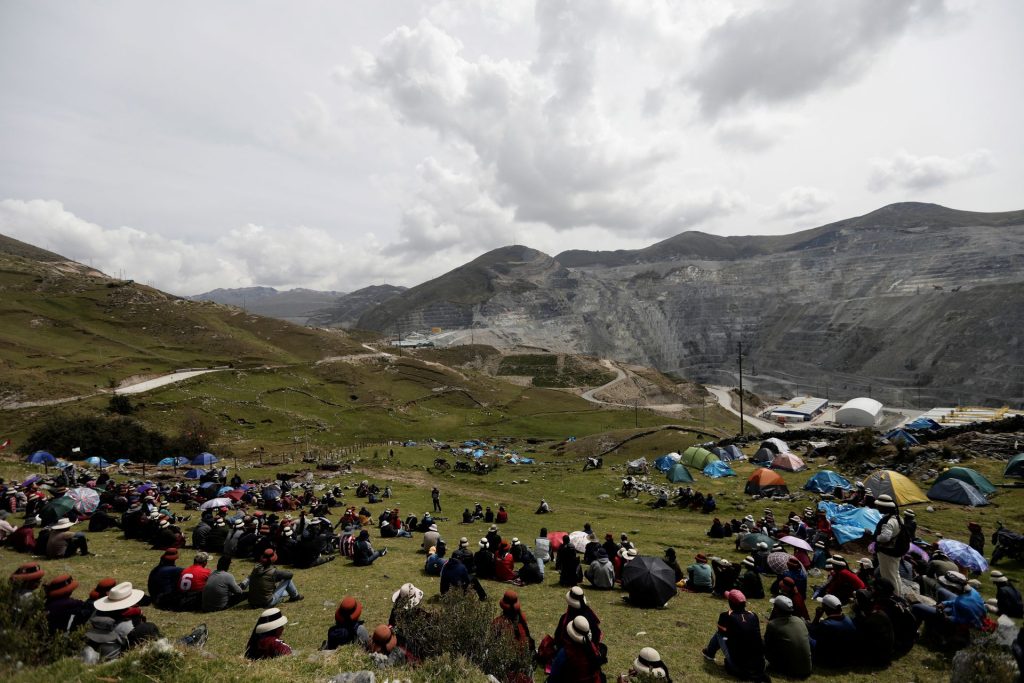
[{"left": 358, "top": 204, "right": 1024, "bottom": 407}]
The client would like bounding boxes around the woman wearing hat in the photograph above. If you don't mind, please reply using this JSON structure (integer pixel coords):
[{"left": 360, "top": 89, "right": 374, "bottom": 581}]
[
  {"left": 9, "top": 562, "right": 45, "bottom": 602},
  {"left": 244, "top": 607, "right": 293, "bottom": 660},
  {"left": 94, "top": 581, "right": 160, "bottom": 649},
  {"left": 493, "top": 590, "right": 535, "bottom": 653},
  {"left": 553, "top": 586, "right": 603, "bottom": 649},
  {"left": 992, "top": 571, "right": 1024, "bottom": 618},
  {"left": 619, "top": 647, "right": 671, "bottom": 681},
  {"left": 324, "top": 596, "right": 369, "bottom": 649},
  {"left": 388, "top": 582, "right": 426, "bottom": 628},
  {"left": 548, "top": 615, "right": 605, "bottom": 682},
  {"left": 555, "top": 534, "right": 582, "bottom": 587},
  {"left": 365, "top": 623, "right": 418, "bottom": 667},
  {"left": 43, "top": 574, "right": 87, "bottom": 634}
]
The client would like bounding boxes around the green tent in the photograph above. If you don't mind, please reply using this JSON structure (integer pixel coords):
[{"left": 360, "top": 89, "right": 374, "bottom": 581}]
[
  {"left": 666, "top": 463, "right": 694, "bottom": 483},
  {"left": 680, "top": 446, "right": 719, "bottom": 470},
  {"left": 934, "top": 467, "right": 996, "bottom": 496},
  {"left": 1005, "top": 454, "right": 1024, "bottom": 478}
]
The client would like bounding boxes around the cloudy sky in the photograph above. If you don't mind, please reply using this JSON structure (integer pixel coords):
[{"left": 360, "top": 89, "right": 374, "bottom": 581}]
[{"left": 0, "top": 1, "right": 1021, "bottom": 295}]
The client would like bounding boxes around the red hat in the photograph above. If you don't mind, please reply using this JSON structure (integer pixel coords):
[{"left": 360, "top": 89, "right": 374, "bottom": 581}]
[
  {"left": 335, "top": 596, "right": 363, "bottom": 623},
  {"left": 44, "top": 574, "right": 79, "bottom": 599},
  {"left": 499, "top": 590, "right": 521, "bottom": 613},
  {"left": 725, "top": 589, "right": 746, "bottom": 608},
  {"left": 10, "top": 562, "right": 44, "bottom": 583},
  {"left": 89, "top": 577, "right": 117, "bottom": 601},
  {"left": 369, "top": 624, "right": 397, "bottom": 654},
  {"left": 696, "top": 553, "right": 708, "bottom": 563},
  {"left": 161, "top": 548, "right": 179, "bottom": 562},
  {"left": 261, "top": 548, "right": 278, "bottom": 564}
]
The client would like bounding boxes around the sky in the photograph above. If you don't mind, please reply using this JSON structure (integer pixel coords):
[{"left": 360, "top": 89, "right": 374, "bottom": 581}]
[{"left": 0, "top": 0, "right": 1021, "bottom": 296}]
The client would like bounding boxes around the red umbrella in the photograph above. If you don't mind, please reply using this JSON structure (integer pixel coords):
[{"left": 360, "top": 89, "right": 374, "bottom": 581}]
[
  {"left": 224, "top": 489, "right": 245, "bottom": 501},
  {"left": 547, "top": 531, "right": 569, "bottom": 554}
]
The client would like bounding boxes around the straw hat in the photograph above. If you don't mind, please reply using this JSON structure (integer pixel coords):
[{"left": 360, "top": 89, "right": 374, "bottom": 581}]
[
  {"left": 51, "top": 518, "right": 76, "bottom": 531},
  {"left": 391, "top": 582, "right": 423, "bottom": 608},
  {"left": 429, "top": 524, "right": 438, "bottom": 532},
  {"left": 992, "top": 571, "right": 1009, "bottom": 584},
  {"left": 566, "top": 615, "right": 591, "bottom": 643},
  {"left": 633, "top": 647, "right": 668, "bottom": 678},
  {"left": 986, "top": 598, "right": 1000, "bottom": 614},
  {"left": 875, "top": 494, "right": 896, "bottom": 510},
  {"left": 94, "top": 582, "right": 145, "bottom": 612},
  {"left": 479, "top": 538, "right": 489, "bottom": 548},
  {"left": 459, "top": 537, "right": 469, "bottom": 548},
  {"left": 254, "top": 607, "right": 288, "bottom": 634},
  {"left": 566, "top": 586, "right": 586, "bottom": 609},
  {"left": 335, "top": 596, "right": 363, "bottom": 623},
  {"left": 940, "top": 571, "right": 968, "bottom": 591}
]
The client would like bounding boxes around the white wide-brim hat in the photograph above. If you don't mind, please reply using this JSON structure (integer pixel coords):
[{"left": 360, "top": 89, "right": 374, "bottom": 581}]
[
  {"left": 94, "top": 581, "right": 145, "bottom": 612},
  {"left": 51, "top": 517, "right": 76, "bottom": 531},
  {"left": 254, "top": 607, "right": 288, "bottom": 634},
  {"left": 633, "top": 647, "right": 666, "bottom": 677},
  {"left": 391, "top": 582, "right": 423, "bottom": 607},
  {"left": 567, "top": 615, "right": 591, "bottom": 643}
]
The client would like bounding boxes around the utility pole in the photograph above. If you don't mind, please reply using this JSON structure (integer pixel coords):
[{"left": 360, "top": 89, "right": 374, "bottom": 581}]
[
  {"left": 738, "top": 341, "right": 745, "bottom": 436},
  {"left": 634, "top": 399, "right": 639, "bottom": 428}
]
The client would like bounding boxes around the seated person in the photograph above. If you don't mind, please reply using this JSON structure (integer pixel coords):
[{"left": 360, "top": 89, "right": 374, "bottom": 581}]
[
  {"left": 685, "top": 554, "right": 713, "bottom": 593},
  {"left": 496, "top": 506, "right": 509, "bottom": 524},
  {"left": 425, "top": 542, "right": 447, "bottom": 576},
  {"left": 324, "top": 597, "right": 370, "bottom": 649},
  {"left": 809, "top": 594, "right": 857, "bottom": 667},
  {"left": 585, "top": 548, "right": 615, "bottom": 589}
]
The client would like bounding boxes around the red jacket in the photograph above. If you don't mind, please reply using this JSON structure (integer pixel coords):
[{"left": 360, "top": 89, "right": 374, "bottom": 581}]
[
  {"left": 9, "top": 526, "right": 36, "bottom": 553},
  {"left": 823, "top": 569, "right": 865, "bottom": 603},
  {"left": 495, "top": 551, "right": 516, "bottom": 582},
  {"left": 179, "top": 564, "right": 211, "bottom": 592}
]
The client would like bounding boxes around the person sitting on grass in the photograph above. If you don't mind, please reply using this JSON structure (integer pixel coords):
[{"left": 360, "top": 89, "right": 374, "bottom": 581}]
[
  {"left": 46, "top": 517, "right": 90, "bottom": 558},
  {"left": 910, "top": 570, "right": 986, "bottom": 649},
  {"left": 244, "top": 607, "right": 293, "bottom": 660},
  {"left": 202, "top": 555, "right": 249, "bottom": 612},
  {"left": 248, "top": 549, "right": 303, "bottom": 608},
  {"left": 353, "top": 529, "right": 387, "bottom": 566},
  {"left": 148, "top": 548, "right": 183, "bottom": 609},
  {"left": 553, "top": 586, "right": 603, "bottom": 648},
  {"left": 496, "top": 505, "right": 509, "bottom": 524},
  {"left": 701, "top": 590, "right": 767, "bottom": 682},
  {"left": 618, "top": 647, "right": 672, "bottom": 682},
  {"left": 536, "top": 499, "right": 551, "bottom": 514},
  {"left": 324, "top": 596, "right": 370, "bottom": 649},
  {"left": 685, "top": 554, "right": 714, "bottom": 593},
  {"left": 9, "top": 562, "right": 45, "bottom": 603},
  {"left": 764, "top": 595, "right": 812, "bottom": 679},
  {"left": 992, "top": 571, "right": 1024, "bottom": 619},
  {"left": 585, "top": 547, "right": 615, "bottom": 589},
  {"left": 778, "top": 576, "right": 810, "bottom": 621},
  {"left": 492, "top": 590, "right": 534, "bottom": 654},
  {"left": 809, "top": 594, "right": 857, "bottom": 668},
  {"left": 852, "top": 588, "right": 894, "bottom": 668},
  {"left": 475, "top": 538, "right": 496, "bottom": 580},
  {"left": 663, "top": 548, "right": 684, "bottom": 583},
  {"left": 548, "top": 616, "right": 605, "bottom": 682},
  {"left": 93, "top": 581, "right": 160, "bottom": 650},
  {"left": 425, "top": 542, "right": 448, "bottom": 575},
  {"left": 511, "top": 538, "right": 543, "bottom": 585},
  {"left": 737, "top": 556, "right": 765, "bottom": 600},
  {"left": 494, "top": 541, "right": 520, "bottom": 583},
  {"left": 366, "top": 624, "right": 419, "bottom": 668}
]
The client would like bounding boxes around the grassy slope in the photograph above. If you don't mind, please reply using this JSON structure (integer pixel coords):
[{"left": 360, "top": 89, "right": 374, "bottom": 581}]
[{"left": 4, "top": 440, "right": 1023, "bottom": 682}]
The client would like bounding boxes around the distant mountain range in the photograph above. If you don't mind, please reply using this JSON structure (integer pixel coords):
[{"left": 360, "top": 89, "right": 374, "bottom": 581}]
[
  {"left": 191, "top": 284, "right": 406, "bottom": 327},
  {"left": 353, "top": 203, "right": 1024, "bottom": 407}
]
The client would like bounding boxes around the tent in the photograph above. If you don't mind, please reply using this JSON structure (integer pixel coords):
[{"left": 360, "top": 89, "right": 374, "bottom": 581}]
[
  {"left": 751, "top": 447, "right": 775, "bottom": 466},
  {"left": 193, "top": 452, "right": 219, "bottom": 466},
  {"left": 927, "top": 479, "right": 989, "bottom": 507},
  {"left": 817, "top": 501, "right": 882, "bottom": 545},
  {"left": 679, "top": 446, "right": 718, "bottom": 470},
  {"left": 27, "top": 451, "right": 57, "bottom": 465},
  {"left": 803, "top": 470, "right": 852, "bottom": 494},
  {"left": 761, "top": 437, "right": 790, "bottom": 454},
  {"left": 745, "top": 468, "right": 789, "bottom": 496},
  {"left": 934, "top": 467, "right": 996, "bottom": 496},
  {"left": 158, "top": 457, "right": 178, "bottom": 466},
  {"left": 863, "top": 470, "right": 928, "bottom": 506},
  {"left": 905, "top": 417, "right": 941, "bottom": 432},
  {"left": 1005, "top": 454, "right": 1024, "bottom": 478},
  {"left": 771, "top": 453, "right": 807, "bottom": 472},
  {"left": 703, "top": 461, "right": 736, "bottom": 478},
  {"left": 711, "top": 447, "right": 729, "bottom": 460},
  {"left": 722, "top": 445, "right": 745, "bottom": 461},
  {"left": 884, "top": 429, "right": 920, "bottom": 447},
  {"left": 184, "top": 468, "right": 206, "bottom": 479},
  {"left": 84, "top": 456, "right": 110, "bottom": 468},
  {"left": 653, "top": 453, "right": 681, "bottom": 472},
  {"left": 666, "top": 463, "right": 694, "bottom": 483}
]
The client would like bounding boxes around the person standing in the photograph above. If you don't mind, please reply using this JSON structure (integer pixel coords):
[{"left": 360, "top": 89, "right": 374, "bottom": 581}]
[
  {"left": 431, "top": 487, "right": 442, "bottom": 513},
  {"left": 872, "top": 494, "right": 906, "bottom": 597}
]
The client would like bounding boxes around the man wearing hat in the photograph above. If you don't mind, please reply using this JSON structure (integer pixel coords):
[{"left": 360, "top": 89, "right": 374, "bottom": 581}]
[
  {"left": 8, "top": 515, "right": 39, "bottom": 553},
  {"left": 244, "top": 607, "right": 292, "bottom": 660},
  {"left": 622, "top": 647, "right": 671, "bottom": 681},
  {"left": 324, "top": 596, "right": 370, "bottom": 649},
  {"left": 685, "top": 554, "right": 714, "bottom": 593},
  {"left": 475, "top": 537, "right": 496, "bottom": 580},
  {"left": 485, "top": 524, "right": 502, "bottom": 555},
  {"left": 43, "top": 574, "right": 87, "bottom": 634},
  {"left": 992, "top": 571, "right": 1024, "bottom": 618},
  {"left": 10, "top": 562, "right": 45, "bottom": 602},
  {"left": 815, "top": 556, "right": 865, "bottom": 605},
  {"left": 737, "top": 556, "right": 765, "bottom": 599},
  {"left": 248, "top": 549, "right": 303, "bottom": 607},
  {"left": 809, "top": 594, "right": 856, "bottom": 667},
  {"left": 93, "top": 581, "right": 158, "bottom": 648},
  {"left": 701, "top": 590, "right": 766, "bottom": 681},
  {"left": 911, "top": 570, "right": 986, "bottom": 647},
  {"left": 852, "top": 589, "right": 895, "bottom": 668},
  {"left": 764, "top": 595, "right": 811, "bottom": 678},
  {"left": 421, "top": 523, "right": 441, "bottom": 554},
  {"left": 451, "top": 536, "right": 475, "bottom": 572},
  {"left": 872, "top": 493, "right": 907, "bottom": 597},
  {"left": 45, "top": 517, "right": 90, "bottom": 558}
]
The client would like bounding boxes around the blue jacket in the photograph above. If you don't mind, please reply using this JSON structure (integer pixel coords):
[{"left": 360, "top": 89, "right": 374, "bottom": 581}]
[
  {"left": 943, "top": 588, "right": 986, "bottom": 627},
  {"left": 440, "top": 558, "right": 470, "bottom": 593}
]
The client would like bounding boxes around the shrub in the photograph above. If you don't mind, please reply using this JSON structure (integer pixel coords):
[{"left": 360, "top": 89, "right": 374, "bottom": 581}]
[
  {"left": 18, "top": 415, "right": 168, "bottom": 463},
  {"left": 0, "top": 580, "right": 83, "bottom": 674},
  {"left": 107, "top": 394, "right": 134, "bottom": 415}
]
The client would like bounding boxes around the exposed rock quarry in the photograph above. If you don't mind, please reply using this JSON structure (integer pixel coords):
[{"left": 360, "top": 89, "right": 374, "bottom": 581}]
[{"left": 357, "top": 204, "right": 1024, "bottom": 407}]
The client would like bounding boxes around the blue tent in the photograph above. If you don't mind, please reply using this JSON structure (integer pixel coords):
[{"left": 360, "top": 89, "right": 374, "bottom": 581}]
[
  {"left": 218, "top": 485, "right": 235, "bottom": 495},
  {"left": 905, "top": 417, "right": 941, "bottom": 432},
  {"left": 711, "top": 447, "right": 729, "bottom": 459},
  {"left": 927, "top": 479, "right": 988, "bottom": 507},
  {"left": 804, "top": 470, "right": 853, "bottom": 494},
  {"left": 818, "top": 501, "right": 882, "bottom": 545},
  {"left": 184, "top": 468, "right": 206, "bottom": 479},
  {"left": 115, "top": 458, "right": 132, "bottom": 464},
  {"left": 193, "top": 452, "right": 218, "bottom": 466},
  {"left": 85, "top": 456, "right": 110, "bottom": 467},
  {"left": 722, "top": 445, "right": 744, "bottom": 461},
  {"left": 158, "top": 457, "right": 177, "bottom": 466},
  {"left": 884, "top": 429, "right": 920, "bottom": 447},
  {"left": 27, "top": 451, "right": 57, "bottom": 465},
  {"left": 703, "top": 461, "right": 736, "bottom": 478},
  {"left": 653, "top": 454, "right": 679, "bottom": 472}
]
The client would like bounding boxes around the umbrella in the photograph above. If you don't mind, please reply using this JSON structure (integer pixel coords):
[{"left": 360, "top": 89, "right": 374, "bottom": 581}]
[
  {"left": 547, "top": 531, "right": 570, "bottom": 554},
  {"left": 67, "top": 487, "right": 100, "bottom": 515},
  {"left": 869, "top": 541, "right": 929, "bottom": 562},
  {"left": 937, "top": 539, "right": 988, "bottom": 573},
  {"left": 137, "top": 483, "right": 155, "bottom": 494},
  {"left": 21, "top": 474, "right": 42, "bottom": 487},
  {"left": 263, "top": 485, "right": 282, "bottom": 502},
  {"left": 224, "top": 489, "right": 245, "bottom": 501},
  {"left": 217, "top": 485, "right": 235, "bottom": 495},
  {"left": 622, "top": 556, "right": 678, "bottom": 607},
  {"left": 184, "top": 468, "right": 206, "bottom": 479},
  {"left": 737, "top": 533, "right": 773, "bottom": 551},
  {"left": 193, "top": 452, "right": 219, "bottom": 466},
  {"left": 568, "top": 530, "right": 590, "bottom": 553},
  {"left": 767, "top": 551, "right": 801, "bottom": 575},
  {"left": 40, "top": 496, "right": 75, "bottom": 525},
  {"left": 779, "top": 535, "right": 813, "bottom": 552},
  {"left": 27, "top": 451, "right": 56, "bottom": 465},
  {"left": 199, "top": 497, "right": 233, "bottom": 510}
]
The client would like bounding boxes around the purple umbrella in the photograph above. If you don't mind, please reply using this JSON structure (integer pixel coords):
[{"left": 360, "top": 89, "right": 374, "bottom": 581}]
[
  {"left": 938, "top": 539, "right": 988, "bottom": 573},
  {"left": 137, "top": 483, "right": 155, "bottom": 494},
  {"left": 21, "top": 474, "right": 42, "bottom": 487}
]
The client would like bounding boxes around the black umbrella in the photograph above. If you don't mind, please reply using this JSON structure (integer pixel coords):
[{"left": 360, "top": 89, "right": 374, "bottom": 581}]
[{"left": 621, "top": 556, "right": 677, "bottom": 608}]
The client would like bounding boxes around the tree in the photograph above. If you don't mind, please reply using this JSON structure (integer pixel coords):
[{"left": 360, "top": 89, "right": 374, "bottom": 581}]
[{"left": 107, "top": 394, "right": 134, "bottom": 415}]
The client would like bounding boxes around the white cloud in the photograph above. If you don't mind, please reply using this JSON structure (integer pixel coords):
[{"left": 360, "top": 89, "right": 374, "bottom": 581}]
[
  {"left": 713, "top": 113, "right": 801, "bottom": 153},
  {"left": 687, "top": 0, "right": 951, "bottom": 117},
  {"left": 769, "top": 186, "right": 834, "bottom": 219},
  {"left": 867, "top": 149, "right": 994, "bottom": 192}
]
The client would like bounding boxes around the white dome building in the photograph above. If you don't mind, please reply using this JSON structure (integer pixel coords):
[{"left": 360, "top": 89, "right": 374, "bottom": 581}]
[{"left": 836, "top": 397, "right": 883, "bottom": 427}]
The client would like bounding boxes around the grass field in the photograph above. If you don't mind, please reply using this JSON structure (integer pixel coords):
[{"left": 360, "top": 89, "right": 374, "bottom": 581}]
[{"left": 3, "top": 439, "right": 1022, "bottom": 682}]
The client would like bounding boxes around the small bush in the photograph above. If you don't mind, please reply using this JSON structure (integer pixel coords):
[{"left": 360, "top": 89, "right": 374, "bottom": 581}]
[
  {"left": 0, "top": 580, "right": 83, "bottom": 674},
  {"left": 950, "top": 635, "right": 1019, "bottom": 683}
]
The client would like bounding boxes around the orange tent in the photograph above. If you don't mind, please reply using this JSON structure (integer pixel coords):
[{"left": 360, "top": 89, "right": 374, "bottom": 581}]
[{"left": 745, "top": 468, "right": 790, "bottom": 496}]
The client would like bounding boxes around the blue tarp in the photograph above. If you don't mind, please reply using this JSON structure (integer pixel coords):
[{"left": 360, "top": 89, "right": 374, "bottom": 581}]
[
  {"left": 804, "top": 470, "right": 853, "bottom": 494},
  {"left": 472, "top": 449, "right": 485, "bottom": 458},
  {"left": 508, "top": 457, "right": 534, "bottom": 465},
  {"left": 818, "top": 501, "right": 882, "bottom": 545},
  {"left": 703, "top": 461, "right": 736, "bottom": 478},
  {"left": 653, "top": 455, "right": 679, "bottom": 472},
  {"left": 884, "top": 429, "right": 920, "bottom": 446},
  {"left": 905, "top": 417, "right": 941, "bottom": 432}
]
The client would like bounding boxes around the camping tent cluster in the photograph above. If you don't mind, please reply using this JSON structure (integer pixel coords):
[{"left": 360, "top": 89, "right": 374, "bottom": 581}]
[{"left": 926, "top": 466, "right": 996, "bottom": 507}]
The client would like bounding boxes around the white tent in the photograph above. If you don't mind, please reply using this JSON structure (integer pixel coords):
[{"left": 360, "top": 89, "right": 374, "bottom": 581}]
[{"left": 836, "top": 397, "right": 883, "bottom": 427}]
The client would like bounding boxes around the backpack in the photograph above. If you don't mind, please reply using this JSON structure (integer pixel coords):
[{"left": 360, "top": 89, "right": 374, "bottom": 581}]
[
  {"left": 340, "top": 534, "right": 356, "bottom": 558},
  {"left": 875, "top": 515, "right": 911, "bottom": 557}
]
